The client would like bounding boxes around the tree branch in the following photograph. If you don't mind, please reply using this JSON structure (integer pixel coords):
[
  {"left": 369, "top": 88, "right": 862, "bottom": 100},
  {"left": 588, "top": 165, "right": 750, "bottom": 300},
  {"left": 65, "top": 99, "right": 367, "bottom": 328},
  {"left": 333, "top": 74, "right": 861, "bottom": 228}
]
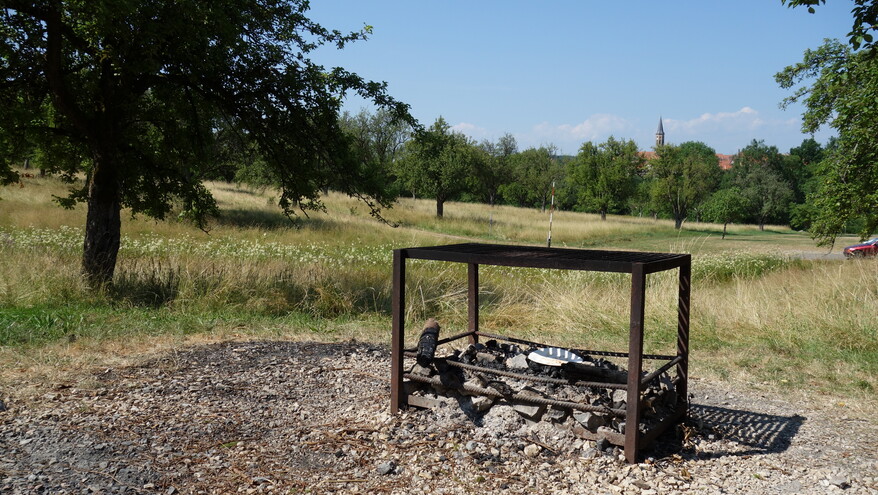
[{"left": 44, "top": 2, "right": 93, "bottom": 142}]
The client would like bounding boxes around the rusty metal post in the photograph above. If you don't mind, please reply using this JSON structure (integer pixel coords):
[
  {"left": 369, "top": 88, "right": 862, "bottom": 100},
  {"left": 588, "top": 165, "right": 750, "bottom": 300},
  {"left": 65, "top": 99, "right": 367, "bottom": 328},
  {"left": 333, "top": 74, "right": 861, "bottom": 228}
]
[
  {"left": 468, "top": 263, "right": 479, "bottom": 344},
  {"left": 391, "top": 249, "right": 406, "bottom": 413},
  {"left": 676, "top": 256, "right": 691, "bottom": 417},
  {"left": 625, "top": 263, "right": 646, "bottom": 464}
]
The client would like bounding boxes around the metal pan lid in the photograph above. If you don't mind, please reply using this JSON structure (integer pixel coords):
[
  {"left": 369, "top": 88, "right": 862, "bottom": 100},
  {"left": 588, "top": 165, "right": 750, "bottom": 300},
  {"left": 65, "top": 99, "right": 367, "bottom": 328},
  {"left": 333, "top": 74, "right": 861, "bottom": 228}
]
[{"left": 527, "top": 347, "right": 584, "bottom": 367}]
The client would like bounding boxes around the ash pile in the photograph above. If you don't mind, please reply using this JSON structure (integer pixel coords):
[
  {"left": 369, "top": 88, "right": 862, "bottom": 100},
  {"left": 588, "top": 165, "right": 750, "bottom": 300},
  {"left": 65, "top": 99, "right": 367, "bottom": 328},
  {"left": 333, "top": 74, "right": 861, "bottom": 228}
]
[{"left": 404, "top": 320, "right": 680, "bottom": 442}]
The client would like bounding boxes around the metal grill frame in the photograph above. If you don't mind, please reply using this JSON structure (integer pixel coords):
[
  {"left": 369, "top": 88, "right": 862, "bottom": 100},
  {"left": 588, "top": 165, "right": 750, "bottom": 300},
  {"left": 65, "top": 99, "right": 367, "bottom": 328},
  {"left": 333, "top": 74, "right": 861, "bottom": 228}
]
[{"left": 390, "top": 243, "right": 691, "bottom": 463}]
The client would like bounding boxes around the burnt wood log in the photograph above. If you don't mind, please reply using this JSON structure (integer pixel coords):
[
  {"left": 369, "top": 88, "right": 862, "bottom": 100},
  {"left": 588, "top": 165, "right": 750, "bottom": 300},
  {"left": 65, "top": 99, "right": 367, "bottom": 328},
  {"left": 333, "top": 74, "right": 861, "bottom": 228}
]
[
  {"left": 416, "top": 318, "right": 441, "bottom": 367},
  {"left": 561, "top": 362, "right": 628, "bottom": 384}
]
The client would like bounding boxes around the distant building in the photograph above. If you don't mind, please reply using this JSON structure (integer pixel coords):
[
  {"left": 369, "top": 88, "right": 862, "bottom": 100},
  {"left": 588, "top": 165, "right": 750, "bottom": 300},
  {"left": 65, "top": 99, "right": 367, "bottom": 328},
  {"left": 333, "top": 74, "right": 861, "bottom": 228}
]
[
  {"left": 655, "top": 117, "right": 665, "bottom": 147},
  {"left": 715, "top": 154, "right": 734, "bottom": 170},
  {"left": 641, "top": 117, "right": 735, "bottom": 170}
]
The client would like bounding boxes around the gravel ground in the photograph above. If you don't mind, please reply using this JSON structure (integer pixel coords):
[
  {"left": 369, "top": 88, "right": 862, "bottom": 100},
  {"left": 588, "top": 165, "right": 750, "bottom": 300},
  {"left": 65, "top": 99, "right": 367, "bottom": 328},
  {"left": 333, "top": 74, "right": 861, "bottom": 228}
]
[{"left": 0, "top": 340, "right": 876, "bottom": 494}]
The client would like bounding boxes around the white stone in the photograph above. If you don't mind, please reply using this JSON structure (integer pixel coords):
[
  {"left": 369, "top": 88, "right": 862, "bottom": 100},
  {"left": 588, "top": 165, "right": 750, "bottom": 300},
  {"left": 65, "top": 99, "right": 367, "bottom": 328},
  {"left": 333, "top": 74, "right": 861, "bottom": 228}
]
[{"left": 523, "top": 444, "right": 541, "bottom": 457}]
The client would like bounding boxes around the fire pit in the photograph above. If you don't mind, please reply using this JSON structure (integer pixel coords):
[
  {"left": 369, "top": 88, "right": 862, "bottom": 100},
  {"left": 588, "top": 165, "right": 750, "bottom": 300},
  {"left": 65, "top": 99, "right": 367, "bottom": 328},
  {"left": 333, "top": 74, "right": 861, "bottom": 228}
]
[{"left": 390, "top": 243, "right": 691, "bottom": 463}]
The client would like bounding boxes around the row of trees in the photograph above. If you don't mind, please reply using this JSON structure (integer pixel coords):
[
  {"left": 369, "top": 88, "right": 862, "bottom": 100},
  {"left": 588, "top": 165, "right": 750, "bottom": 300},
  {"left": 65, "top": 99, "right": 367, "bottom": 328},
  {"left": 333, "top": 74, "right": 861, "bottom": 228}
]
[
  {"left": 569, "top": 136, "right": 831, "bottom": 237},
  {"left": 334, "top": 112, "right": 564, "bottom": 218},
  {"left": 332, "top": 108, "right": 833, "bottom": 237}
]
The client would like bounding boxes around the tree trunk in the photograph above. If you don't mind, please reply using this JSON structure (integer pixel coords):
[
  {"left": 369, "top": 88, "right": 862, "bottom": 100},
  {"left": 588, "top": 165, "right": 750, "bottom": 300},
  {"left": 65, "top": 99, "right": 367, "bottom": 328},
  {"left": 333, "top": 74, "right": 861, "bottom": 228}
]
[
  {"left": 674, "top": 216, "right": 683, "bottom": 229},
  {"left": 82, "top": 158, "right": 122, "bottom": 287},
  {"left": 722, "top": 222, "right": 728, "bottom": 239},
  {"left": 600, "top": 210, "right": 606, "bottom": 221},
  {"left": 436, "top": 199, "right": 444, "bottom": 218}
]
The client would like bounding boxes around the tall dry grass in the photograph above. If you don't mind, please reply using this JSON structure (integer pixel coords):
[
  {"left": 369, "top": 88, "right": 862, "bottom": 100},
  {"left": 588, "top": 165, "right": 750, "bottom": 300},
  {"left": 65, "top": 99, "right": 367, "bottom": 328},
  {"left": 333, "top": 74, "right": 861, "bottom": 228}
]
[{"left": 1, "top": 172, "right": 876, "bottom": 400}]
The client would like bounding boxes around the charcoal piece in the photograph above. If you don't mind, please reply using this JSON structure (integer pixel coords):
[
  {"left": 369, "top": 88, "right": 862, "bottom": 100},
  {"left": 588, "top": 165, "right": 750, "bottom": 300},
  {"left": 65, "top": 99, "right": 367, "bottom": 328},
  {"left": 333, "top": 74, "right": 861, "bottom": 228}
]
[
  {"left": 486, "top": 380, "right": 513, "bottom": 396},
  {"left": 544, "top": 407, "right": 567, "bottom": 423},
  {"left": 438, "top": 367, "right": 464, "bottom": 389},
  {"left": 527, "top": 360, "right": 552, "bottom": 374},
  {"left": 434, "top": 359, "right": 450, "bottom": 373}
]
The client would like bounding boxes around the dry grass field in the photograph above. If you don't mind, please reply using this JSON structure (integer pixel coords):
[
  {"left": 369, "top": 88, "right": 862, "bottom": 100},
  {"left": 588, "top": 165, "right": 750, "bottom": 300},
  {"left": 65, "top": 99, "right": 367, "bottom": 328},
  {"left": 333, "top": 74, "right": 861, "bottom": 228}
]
[{"left": 1, "top": 172, "right": 875, "bottom": 412}]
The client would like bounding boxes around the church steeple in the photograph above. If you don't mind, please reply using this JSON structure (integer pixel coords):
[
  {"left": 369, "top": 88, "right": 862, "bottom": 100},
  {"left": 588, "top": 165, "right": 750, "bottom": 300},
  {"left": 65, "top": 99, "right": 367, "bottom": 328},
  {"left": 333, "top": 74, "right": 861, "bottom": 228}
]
[{"left": 655, "top": 117, "right": 665, "bottom": 147}]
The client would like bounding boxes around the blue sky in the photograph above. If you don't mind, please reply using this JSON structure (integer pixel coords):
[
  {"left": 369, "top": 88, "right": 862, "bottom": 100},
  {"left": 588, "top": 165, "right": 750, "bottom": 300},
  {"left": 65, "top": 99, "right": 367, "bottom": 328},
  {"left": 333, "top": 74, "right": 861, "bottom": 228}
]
[{"left": 308, "top": 1, "right": 854, "bottom": 155}]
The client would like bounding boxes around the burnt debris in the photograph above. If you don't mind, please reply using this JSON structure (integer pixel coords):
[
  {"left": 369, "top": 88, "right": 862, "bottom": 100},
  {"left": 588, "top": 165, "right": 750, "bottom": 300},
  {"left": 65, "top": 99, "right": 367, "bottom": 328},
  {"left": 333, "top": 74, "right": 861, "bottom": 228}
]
[{"left": 405, "top": 338, "right": 679, "bottom": 439}]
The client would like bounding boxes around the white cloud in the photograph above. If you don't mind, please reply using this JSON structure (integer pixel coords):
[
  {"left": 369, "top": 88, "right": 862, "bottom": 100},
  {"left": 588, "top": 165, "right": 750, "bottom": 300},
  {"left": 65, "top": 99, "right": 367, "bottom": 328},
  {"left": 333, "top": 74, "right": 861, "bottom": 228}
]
[
  {"left": 507, "top": 114, "right": 636, "bottom": 154},
  {"left": 451, "top": 122, "right": 491, "bottom": 141},
  {"left": 665, "top": 107, "right": 789, "bottom": 135},
  {"left": 661, "top": 106, "right": 807, "bottom": 153},
  {"left": 533, "top": 114, "right": 633, "bottom": 142}
]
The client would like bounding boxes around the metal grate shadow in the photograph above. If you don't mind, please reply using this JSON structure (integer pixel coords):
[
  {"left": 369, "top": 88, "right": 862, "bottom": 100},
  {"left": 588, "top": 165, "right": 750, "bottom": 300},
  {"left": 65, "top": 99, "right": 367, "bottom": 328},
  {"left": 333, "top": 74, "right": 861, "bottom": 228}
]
[{"left": 688, "top": 404, "right": 805, "bottom": 457}]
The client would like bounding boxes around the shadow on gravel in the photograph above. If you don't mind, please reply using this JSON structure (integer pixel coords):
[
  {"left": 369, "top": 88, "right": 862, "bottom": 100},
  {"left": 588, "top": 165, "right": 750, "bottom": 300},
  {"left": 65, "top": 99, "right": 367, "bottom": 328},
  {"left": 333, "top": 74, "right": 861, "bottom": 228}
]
[
  {"left": 649, "top": 403, "right": 806, "bottom": 460},
  {"left": 691, "top": 404, "right": 805, "bottom": 456}
]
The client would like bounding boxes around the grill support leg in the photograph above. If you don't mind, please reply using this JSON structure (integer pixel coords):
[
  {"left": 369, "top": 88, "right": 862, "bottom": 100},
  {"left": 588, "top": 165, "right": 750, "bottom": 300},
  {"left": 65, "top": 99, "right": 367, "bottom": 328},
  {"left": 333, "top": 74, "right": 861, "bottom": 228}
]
[
  {"left": 468, "top": 263, "right": 479, "bottom": 344},
  {"left": 391, "top": 249, "right": 406, "bottom": 413},
  {"left": 676, "top": 259, "right": 691, "bottom": 419},
  {"left": 625, "top": 263, "right": 646, "bottom": 464}
]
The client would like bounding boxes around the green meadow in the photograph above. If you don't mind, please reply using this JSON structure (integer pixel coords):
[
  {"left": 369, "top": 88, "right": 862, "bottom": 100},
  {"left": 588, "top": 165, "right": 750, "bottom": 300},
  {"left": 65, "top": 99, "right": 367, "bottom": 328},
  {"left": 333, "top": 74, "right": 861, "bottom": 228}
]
[{"left": 1, "top": 172, "right": 875, "bottom": 408}]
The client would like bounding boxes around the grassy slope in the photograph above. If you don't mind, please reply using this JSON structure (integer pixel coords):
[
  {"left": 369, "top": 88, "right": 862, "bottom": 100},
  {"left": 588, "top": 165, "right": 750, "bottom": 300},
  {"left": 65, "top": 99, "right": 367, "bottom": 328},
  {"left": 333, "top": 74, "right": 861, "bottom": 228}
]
[{"left": 1, "top": 172, "right": 875, "bottom": 412}]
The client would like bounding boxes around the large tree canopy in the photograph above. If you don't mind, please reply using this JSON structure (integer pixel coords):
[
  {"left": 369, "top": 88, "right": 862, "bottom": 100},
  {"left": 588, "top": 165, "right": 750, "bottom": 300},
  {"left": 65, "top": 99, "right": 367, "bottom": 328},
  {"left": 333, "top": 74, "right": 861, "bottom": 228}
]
[
  {"left": 568, "top": 137, "right": 641, "bottom": 221},
  {"left": 648, "top": 141, "right": 720, "bottom": 229},
  {"left": 470, "top": 133, "right": 516, "bottom": 206},
  {"left": 395, "top": 117, "right": 475, "bottom": 218},
  {"left": 0, "top": 0, "right": 410, "bottom": 284},
  {"left": 776, "top": 38, "right": 877, "bottom": 244},
  {"left": 337, "top": 107, "right": 412, "bottom": 198},
  {"left": 504, "top": 145, "right": 560, "bottom": 212},
  {"left": 702, "top": 187, "right": 749, "bottom": 239},
  {"left": 778, "top": 2, "right": 878, "bottom": 245},
  {"left": 729, "top": 140, "right": 794, "bottom": 230}
]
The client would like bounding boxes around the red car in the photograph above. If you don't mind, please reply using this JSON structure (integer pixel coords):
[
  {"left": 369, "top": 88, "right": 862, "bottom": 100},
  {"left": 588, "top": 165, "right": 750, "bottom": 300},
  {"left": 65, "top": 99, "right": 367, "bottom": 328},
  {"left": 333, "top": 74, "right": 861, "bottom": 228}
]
[{"left": 843, "top": 238, "right": 878, "bottom": 258}]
